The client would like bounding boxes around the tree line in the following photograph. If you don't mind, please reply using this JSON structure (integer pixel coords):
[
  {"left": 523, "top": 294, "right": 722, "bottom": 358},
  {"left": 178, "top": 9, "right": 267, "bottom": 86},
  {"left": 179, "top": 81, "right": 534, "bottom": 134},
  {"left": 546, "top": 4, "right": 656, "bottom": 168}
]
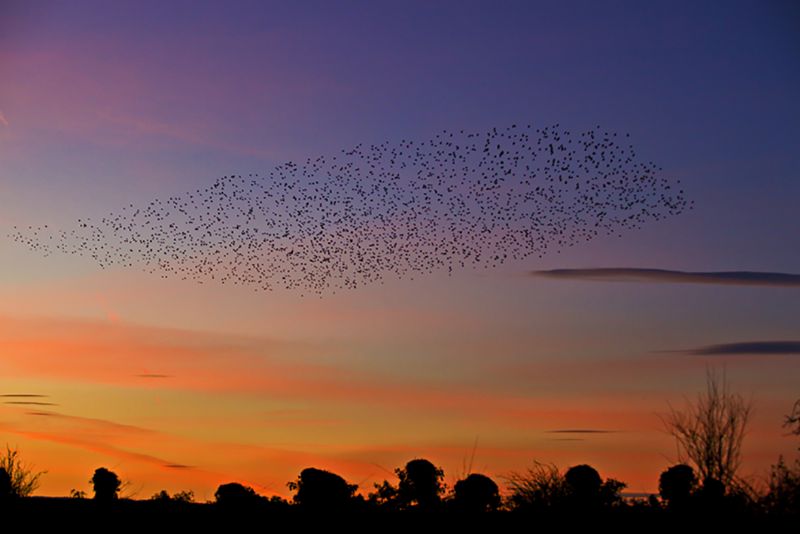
[{"left": 0, "top": 370, "right": 797, "bottom": 520}]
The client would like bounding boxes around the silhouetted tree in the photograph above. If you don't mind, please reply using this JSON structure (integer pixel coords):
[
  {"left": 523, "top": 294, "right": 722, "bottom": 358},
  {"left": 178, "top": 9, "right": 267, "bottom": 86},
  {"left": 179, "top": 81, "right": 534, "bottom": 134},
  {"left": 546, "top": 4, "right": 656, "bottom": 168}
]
[
  {"left": 658, "top": 464, "right": 697, "bottom": 509},
  {"left": 91, "top": 467, "right": 121, "bottom": 502},
  {"left": 150, "top": 489, "right": 194, "bottom": 502},
  {"left": 396, "top": 458, "right": 445, "bottom": 510},
  {"left": 564, "top": 464, "right": 626, "bottom": 510},
  {"left": 214, "top": 482, "right": 262, "bottom": 508},
  {"left": 173, "top": 490, "right": 195, "bottom": 502},
  {"left": 151, "top": 489, "right": 171, "bottom": 501},
  {"left": 599, "top": 477, "right": 627, "bottom": 508},
  {"left": 697, "top": 476, "right": 726, "bottom": 513},
  {"left": 452, "top": 473, "right": 500, "bottom": 512},
  {"left": 761, "top": 456, "right": 800, "bottom": 517},
  {"left": 506, "top": 461, "right": 624, "bottom": 513},
  {"left": 288, "top": 467, "right": 357, "bottom": 510},
  {"left": 565, "top": 464, "right": 602, "bottom": 507},
  {"left": 0, "top": 444, "right": 46, "bottom": 497},
  {"left": 368, "top": 479, "right": 400, "bottom": 510},
  {"left": 758, "top": 399, "right": 800, "bottom": 516},
  {"left": 661, "top": 368, "right": 752, "bottom": 491}
]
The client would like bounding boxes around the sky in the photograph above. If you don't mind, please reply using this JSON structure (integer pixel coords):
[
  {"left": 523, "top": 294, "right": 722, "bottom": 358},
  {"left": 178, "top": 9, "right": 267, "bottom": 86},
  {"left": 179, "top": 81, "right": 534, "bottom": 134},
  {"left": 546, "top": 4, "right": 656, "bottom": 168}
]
[{"left": 0, "top": 0, "right": 798, "bottom": 499}]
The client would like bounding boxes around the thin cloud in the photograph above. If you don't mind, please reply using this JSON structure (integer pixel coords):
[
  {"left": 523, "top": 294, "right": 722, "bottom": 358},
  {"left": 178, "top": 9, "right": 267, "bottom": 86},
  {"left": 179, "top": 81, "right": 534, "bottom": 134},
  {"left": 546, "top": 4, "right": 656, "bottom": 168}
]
[
  {"left": 136, "top": 374, "right": 172, "bottom": 378},
  {"left": 0, "top": 394, "right": 49, "bottom": 398},
  {"left": 18, "top": 409, "right": 157, "bottom": 434},
  {"left": 546, "top": 429, "right": 618, "bottom": 434},
  {"left": 681, "top": 341, "right": 800, "bottom": 356},
  {"left": 0, "top": 111, "right": 8, "bottom": 127},
  {"left": 9, "top": 428, "right": 191, "bottom": 472},
  {"left": 4, "top": 401, "right": 58, "bottom": 406},
  {"left": 532, "top": 268, "right": 800, "bottom": 287},
  {"left": 163, "top": 464, "right": 195, "bottom": 469}
]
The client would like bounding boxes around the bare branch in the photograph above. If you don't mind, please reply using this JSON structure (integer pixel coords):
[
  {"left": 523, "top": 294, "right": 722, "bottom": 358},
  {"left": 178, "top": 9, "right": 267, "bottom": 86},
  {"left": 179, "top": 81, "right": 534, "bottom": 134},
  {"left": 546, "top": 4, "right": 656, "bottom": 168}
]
[
  {"left": 784, "top": 398, "right": 800, "bottom": 437},
  {"left": 0, "top": 444, "right": 47, "bottom": 497},
  {"left": 660, "top": 367, "right": 752, "bottom": 490}
]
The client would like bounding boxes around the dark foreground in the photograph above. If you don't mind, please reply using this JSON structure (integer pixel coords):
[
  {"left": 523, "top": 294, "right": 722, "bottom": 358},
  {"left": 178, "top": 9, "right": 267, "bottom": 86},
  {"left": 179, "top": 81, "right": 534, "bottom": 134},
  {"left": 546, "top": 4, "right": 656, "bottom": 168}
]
[{"left": 1, "top": 497, "right": 794, "bottom": 533}]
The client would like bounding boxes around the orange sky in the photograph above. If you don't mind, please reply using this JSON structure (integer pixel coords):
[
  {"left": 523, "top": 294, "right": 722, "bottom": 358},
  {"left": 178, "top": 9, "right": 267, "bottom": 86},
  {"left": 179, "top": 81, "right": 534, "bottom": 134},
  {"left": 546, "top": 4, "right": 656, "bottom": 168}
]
[{"left": 0, "top": 311, "right": 796, "bottom": 499}]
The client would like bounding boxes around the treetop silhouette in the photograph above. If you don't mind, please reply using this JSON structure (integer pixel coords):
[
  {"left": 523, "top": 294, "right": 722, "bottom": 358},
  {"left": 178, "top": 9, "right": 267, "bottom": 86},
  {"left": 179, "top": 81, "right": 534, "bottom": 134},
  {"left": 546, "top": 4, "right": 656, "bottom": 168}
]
[
  {"left": 452, "top": 473, "right": 500, "bottom": 512},
  {"left": 658, "top": 464, "right": 697, "bottom": 509},
  {"left": 289, "top": 467, "right": 358, "bottom": 509},
  {"left": 91, "top": 467, "right": 121, "bottom": 502}
]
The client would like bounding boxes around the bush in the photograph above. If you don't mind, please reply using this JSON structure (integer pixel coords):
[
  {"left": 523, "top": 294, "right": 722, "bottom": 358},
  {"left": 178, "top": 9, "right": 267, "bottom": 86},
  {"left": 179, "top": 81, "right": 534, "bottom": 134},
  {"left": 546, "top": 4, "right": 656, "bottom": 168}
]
[
  {"left": 761, "top": 456, "right": 800, "bottom": 517},
  {"left": 214, "top": 482, "right": 263, "bottom": 508},
  {"left": 289, "top": 467, "right": 358, "bottom": 510},
  {"left": 91, "top": 467, "right": 121, "bottom": 502},
  {"left": 505, "top": 461, "right": 568, "bottom": 512},
  {"left": 0, "top": 444, "right": 46, "bottom": 497},
  {"left": 452, "top": 473, "right": 501, "bottom": 512}
]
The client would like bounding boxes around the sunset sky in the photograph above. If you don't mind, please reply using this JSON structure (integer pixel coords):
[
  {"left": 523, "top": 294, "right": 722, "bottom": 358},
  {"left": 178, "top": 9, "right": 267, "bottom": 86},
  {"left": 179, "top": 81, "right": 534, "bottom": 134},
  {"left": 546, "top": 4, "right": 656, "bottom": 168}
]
[{"left": 1, "top": 1, "right": 798, "bottom": 500}]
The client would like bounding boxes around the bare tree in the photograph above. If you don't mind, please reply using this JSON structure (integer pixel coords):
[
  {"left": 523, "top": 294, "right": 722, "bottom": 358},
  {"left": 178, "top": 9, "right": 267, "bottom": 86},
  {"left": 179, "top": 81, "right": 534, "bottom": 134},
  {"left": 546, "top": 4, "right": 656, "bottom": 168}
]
[
  {"left": 0, "top": 444, "right": 46, "bottom": 497},
  {"left": 661, "top": 367, "right": 752, "bottom": 490},
  {"left": 785, "top": 398, "right": 800, "bottom": 441}
]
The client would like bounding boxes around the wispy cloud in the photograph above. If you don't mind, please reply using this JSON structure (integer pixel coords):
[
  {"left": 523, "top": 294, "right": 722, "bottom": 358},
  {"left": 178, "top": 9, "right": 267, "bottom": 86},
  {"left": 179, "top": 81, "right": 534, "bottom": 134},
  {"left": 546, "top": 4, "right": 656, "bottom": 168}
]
[
  {"left": 546, "top": 429, "right": 618, "bottom": 434},
  {"left": 0, "top": 314, "right": 582, "bottom": 421},
  {"left": 4, "top": 401, "right": 58, "bottom": 406},
  {"left": 7, "top": 428, "right": 193, "bottom": 471},
  {"left": 16, "top": 409, "right": 158, "bottom": 435},
  {"left": 0, "top": 394, "right": 49, "bottom": 398},
  {"left": 261, "top": 409, "right": 345, "bottom": 427},
  {"left": 676, "top": 341, "right": 800, "bottom": 356},
  {"left": 136, "top": 374, "right": 172, "bottom": 379},
  {"left": 0, "top": 110, "right": 8, "bottom": 127},
  {"left": 532, "top": 268, "right": 800, "bottom": 287}
]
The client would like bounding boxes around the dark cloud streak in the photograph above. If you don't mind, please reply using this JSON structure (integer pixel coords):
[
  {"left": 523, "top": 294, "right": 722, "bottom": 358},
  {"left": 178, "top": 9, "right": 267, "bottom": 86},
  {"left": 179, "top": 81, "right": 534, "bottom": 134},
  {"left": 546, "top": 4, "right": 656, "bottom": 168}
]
[
  {"left": 533, "top": 268, "right": 800, "bottom": 287},
  {"left": 546, "top": 429, "right": 618, "bottom": 434},
  {"left": 4, "top": 401, "right": 58, "bottom": 406},
  {"left": 682, "top": 341, "right": 800, "bottom": 356}
]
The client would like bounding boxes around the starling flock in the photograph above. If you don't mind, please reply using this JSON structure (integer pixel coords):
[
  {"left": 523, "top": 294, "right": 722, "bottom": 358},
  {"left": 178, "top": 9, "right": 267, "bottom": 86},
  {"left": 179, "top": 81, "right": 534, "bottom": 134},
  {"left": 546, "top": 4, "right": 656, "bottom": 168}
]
[{"left": 9, "top": 124, "right": 691, "bottom": 294}]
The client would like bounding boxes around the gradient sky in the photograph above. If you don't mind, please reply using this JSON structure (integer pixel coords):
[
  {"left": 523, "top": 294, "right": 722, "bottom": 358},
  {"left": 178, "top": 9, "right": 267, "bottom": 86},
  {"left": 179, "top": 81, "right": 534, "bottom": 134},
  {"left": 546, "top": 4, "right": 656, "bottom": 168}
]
[{"left": 1, "top": 0, "right": 799, "bottom": 500}]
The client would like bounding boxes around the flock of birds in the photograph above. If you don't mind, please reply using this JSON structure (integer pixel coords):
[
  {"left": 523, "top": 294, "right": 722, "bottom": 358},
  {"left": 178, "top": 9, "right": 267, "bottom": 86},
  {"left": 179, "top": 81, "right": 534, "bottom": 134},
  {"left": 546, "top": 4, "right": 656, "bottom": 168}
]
[{"left": 9, "top": 124, "right": 691, "bottom": 294}]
